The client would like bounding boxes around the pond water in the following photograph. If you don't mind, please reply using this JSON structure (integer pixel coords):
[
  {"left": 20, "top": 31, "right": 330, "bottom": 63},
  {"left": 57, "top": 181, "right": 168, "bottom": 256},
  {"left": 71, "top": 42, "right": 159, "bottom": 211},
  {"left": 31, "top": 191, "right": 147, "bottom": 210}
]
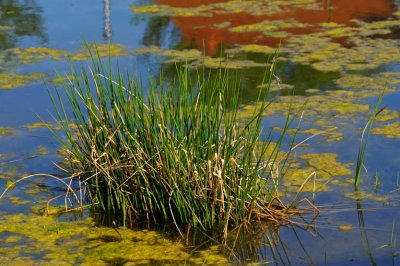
[{"left": 1, "top": 0, "right": 400, "bottom": 264}]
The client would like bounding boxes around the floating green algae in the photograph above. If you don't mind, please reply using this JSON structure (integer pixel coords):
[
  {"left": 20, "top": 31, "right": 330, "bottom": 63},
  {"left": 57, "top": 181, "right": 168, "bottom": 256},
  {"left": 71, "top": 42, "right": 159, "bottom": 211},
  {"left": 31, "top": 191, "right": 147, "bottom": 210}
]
[
  {"left": 7, "top": 196, "right": 31, "bottom": 205},
  {"left": 338, "top": 225, "right": 353, "bottom": 231},
  {"left": 0, "top": 47, "right": 69, "bottom": 67},
  {"left": 136, "top": 46, "right": 202, "bottom": 62},
  {"left": 4, "top": 235, "right": 24, "bottom": 244},
  {"left": 71, "top": 43, "right": 129, "bottom": 61},
  {"left": 0, "top": 73, "right": 46, "bottom": 89},
  {"left": 16, "top": 47, "right": 68, "bottom": 63},
  {"left": 192, "top": 57, "right": 266, "bottom": 69},
  {"left": 258, "top": 80, "right": 294, "bottom": 92},
  {"left": 0, "top": 127, "right": 16, "bottom": 137},
  {"left": 375, "top": 109, "right": 400, "bottom": 122},
  {"left": 132, "top": 0, "right": 400, "bottom": 75},
  {"left": 299, "top": 128, "right": 343, "bottom": 142},
  {"left": 335, "top": 73, "right": 400, "bottom": 92},
  {"left": 0, "top": 44, "right": 130, "bottom": 70},
  {"left": 131, "top": 4, "right": 213, "bottom": 17},
  {"left": 48, "top": 75, "right": 78, "bottom": 85},
  {"left": 371, "top": 122, "right": 400, "bottom": 139},
  {"left": 131, "top": 0, "right": 321, "bottom": 17},
  {"left": 23, "top": 122, "right": 61, "bottom": 130},
  {"left": 23, "top": 121, "right": 77, "bottom": 131},
  {"left": 343, "top": 191, "right": 389, "bottom": 202},
  {"left": 135, "top": 46, "right": 266, "bottom": 69},
  {"left": 226, "top": 44, "right": 277, "bottom": 55},
  {"left": 282, "top": 32, "right": 400, "bottom": 72},
  {"left": 35, "top": 146, "right": 49, "bottom": 156},
  {"left": 0, "top": 213, "right": 229, "bottom": 265},
  {"left": 0, "top": 165, "right": 20, "bottom": 180},
  {"left": 300, "top": 153, "right": 352, "bottom": 178},
  {"left": 283, "top": 153, "right": 352, "bottom": 193},
  {"left": 230, "top": 19, "right": 309, "bottom": 34}
]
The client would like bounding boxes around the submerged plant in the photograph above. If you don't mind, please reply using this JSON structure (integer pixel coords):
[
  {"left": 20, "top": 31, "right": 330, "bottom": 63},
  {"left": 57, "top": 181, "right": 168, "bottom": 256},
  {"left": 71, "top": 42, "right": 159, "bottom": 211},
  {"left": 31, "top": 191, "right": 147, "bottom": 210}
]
[{"left": 50, "top": 54, "right": 299, "bottom": 236}]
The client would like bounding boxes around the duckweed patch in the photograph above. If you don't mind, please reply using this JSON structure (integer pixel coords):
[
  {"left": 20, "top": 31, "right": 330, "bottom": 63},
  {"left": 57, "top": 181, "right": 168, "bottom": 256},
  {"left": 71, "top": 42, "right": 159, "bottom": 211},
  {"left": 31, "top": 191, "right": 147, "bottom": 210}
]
[
  {"left": 0, "top": 73, "right": 45, "bottom": 89},
  {"left": 371, "top": 122, "right": 400, "bottom": 139},
  {"left": 0, "top": 127, "right": 16, "bottom": 137},
  {"left": 7, "top": 196, "right": 30, "bottom": 205},
  {"left": 343, "top": 191, "right": 389, "bottom": 202},
  {"left": 135, "top": 46, "right": 266, "bottom": 69},
  {"left": 23, "top": 121, "right": 77, "bottom": 131},
  {"left": 0, "top": 44, "right": 130, "bottom": 71},
  {"left": 338, "top": 225, "right": 353, "bottom": 231},
  {"left": 335, "top": 73, "right": 400, "bottom": 92},
  {"left": 71, "top": 43, "right": 129, "bottom": 61},
  {"left": 35, "top": 146, "right": 49, "bottom": 156},
  {"left": 283, "top": 153, "right": 352, "bottom": 193},
  {"left": 229, "top": 19, "right": 309, "bottom": 36},
  {"left": 132, "top": 1, "right": 321, "bottom": 17},
  {"left": 226, "top": 44, "right": 278, "bottom": 55},
  {"left": 132, "top": 0, "right": 400, "bottom": 75},
  {"left": 0, "top": 165, "right": 20, "bottom": 180},
  {"left": 48, "top": 75, "right": 77, "bottom": 85},
  {"left": 0, "top": 213, "right": 229, "bottom": 265},
  {"left": 15, "top": 47, "right": 68, "bottom": 63}
]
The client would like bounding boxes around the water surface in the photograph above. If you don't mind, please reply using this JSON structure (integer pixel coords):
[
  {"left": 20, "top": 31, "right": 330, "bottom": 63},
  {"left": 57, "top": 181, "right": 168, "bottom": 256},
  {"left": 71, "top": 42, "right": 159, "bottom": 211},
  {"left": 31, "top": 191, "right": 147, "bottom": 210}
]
[{"left": 1, "top": 0, "right": 400, "bottom": 264}]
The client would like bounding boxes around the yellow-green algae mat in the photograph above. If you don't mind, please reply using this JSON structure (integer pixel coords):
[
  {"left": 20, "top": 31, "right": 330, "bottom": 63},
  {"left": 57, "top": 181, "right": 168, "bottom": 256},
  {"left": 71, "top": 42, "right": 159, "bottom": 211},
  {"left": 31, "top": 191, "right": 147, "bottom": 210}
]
[
  {"left": 0, "top": 213, "right": 228, "bottom": 265},
  {"left": 0, "top": 44, "right": 128, "bottom": 90}
]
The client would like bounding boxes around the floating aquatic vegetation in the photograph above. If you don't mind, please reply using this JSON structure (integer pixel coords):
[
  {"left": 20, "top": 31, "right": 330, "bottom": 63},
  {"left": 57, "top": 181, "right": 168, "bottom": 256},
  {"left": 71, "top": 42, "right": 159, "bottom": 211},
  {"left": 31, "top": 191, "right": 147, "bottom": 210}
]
[
  {"left": 48, "top": 75, "right": 77, "bottom": 85},
  {"left": 135, "top": 46, "right": 266, "bottom": 69},
  {"left": 0, "top": 213, "right": 228, "bottom": 265},
  {"left": 4, "top": 235, "right": 23, "bottom": 244},
  {"left": 191, "top": 57, "right": 266, "bottom": 69},
  {"left": 234, "top": 21, "right": 306, "bottom": 39},
  {"left": 343, "top": 191, "right": 389, "bottom": 202},
  {"left": 338, "top": 225, "right": 353, "bottom": 231},
  {"left": 258, "top": 80, "right": 294, "bottom": 92},
  {"left": 0, "top": 47, "right": 68, "bottom": 67},
  {"left": 16, "top": 47, "right": 68, "bottom": 63},
  {"left": 0, "top": 165, "right": 20, "bottom": 180},
  {"left": 136, "top": 46, "right": 202, "bottom": 62},
  {"left": 35, "top": 146, "right": 49, "bottom": 156},
  {"left": 300, "top": 153, "right": 352, "bottom": 178},
  {"left": 0, "top": 44, "right": 131, "bottom": 71},
  {"left": 71, "top": 43, "right": 129, "bottom": 61},
  {"left": 23, "top": 121, "right": 77, "bottom": 131},
  {"left": 132, "top": 0, "right": 321, "bottom": 18},
  {"left": 283, "top": 32, "right": 400, "bottom": 72},
  {"left": 7, "top": 196, "right": 30, "bottom": 205},
  {"left": 0, "top": 73, "right": 45, "bottom": 90},
  {"left": 375, "top": 110, "right": 400, "bottom": 122},
  {"left": 24, "top": 188, "right": 42, "bottom": 195},
  {"left": 23, "top": 122, "right": 61, "bottom": 131},
  {"left": 0, "top": 127, "right": 16, "bottom": 137},
  {"left": 226, "top": 44, "right": 277, "bottom": 55},
  {"left": 283, "top": 153, "right": 352, "bottom": 193},
  {"left": 371, "top": 122, "right": 400, "bottom": 139},
  {"left": 230, "top": 19, "right": 309, "bottom": 35},
  {"left": 335, "top": 73, "right": 400, "bottom": 92},
  {"left": 299, "top": 128, "right": 343, "bottom": 142},
  {"left": 131, "top": 4, "right": 213, "bottom": 17}
]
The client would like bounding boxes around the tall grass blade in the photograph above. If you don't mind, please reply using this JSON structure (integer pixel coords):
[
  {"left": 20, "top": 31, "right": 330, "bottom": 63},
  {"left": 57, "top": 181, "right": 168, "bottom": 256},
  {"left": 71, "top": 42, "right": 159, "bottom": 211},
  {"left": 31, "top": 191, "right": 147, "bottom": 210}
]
[{"left": 354, "top": 90, "right": 385, "bottom": 190}]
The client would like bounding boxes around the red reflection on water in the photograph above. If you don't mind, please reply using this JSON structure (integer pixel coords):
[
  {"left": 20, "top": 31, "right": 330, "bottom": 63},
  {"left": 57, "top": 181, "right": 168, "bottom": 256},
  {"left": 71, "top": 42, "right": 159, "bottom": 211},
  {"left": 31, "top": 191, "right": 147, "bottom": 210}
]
[{"left": 156, "top": 0, "right": 395, "bottom": 55}]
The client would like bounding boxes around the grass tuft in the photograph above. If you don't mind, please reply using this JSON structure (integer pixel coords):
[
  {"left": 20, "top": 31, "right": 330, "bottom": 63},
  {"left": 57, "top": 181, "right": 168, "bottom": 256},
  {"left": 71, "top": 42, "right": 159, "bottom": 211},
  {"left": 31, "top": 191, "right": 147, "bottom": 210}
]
[{"left": 50, "top": 53, "right": 298, "bottom": 235}]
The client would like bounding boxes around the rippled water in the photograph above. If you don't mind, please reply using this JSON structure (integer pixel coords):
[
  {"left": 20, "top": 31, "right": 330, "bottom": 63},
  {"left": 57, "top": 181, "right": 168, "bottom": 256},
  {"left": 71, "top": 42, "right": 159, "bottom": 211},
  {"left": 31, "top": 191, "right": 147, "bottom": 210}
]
[{"left": 1, "top": 1, "right": 400, "bottom": 264}]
